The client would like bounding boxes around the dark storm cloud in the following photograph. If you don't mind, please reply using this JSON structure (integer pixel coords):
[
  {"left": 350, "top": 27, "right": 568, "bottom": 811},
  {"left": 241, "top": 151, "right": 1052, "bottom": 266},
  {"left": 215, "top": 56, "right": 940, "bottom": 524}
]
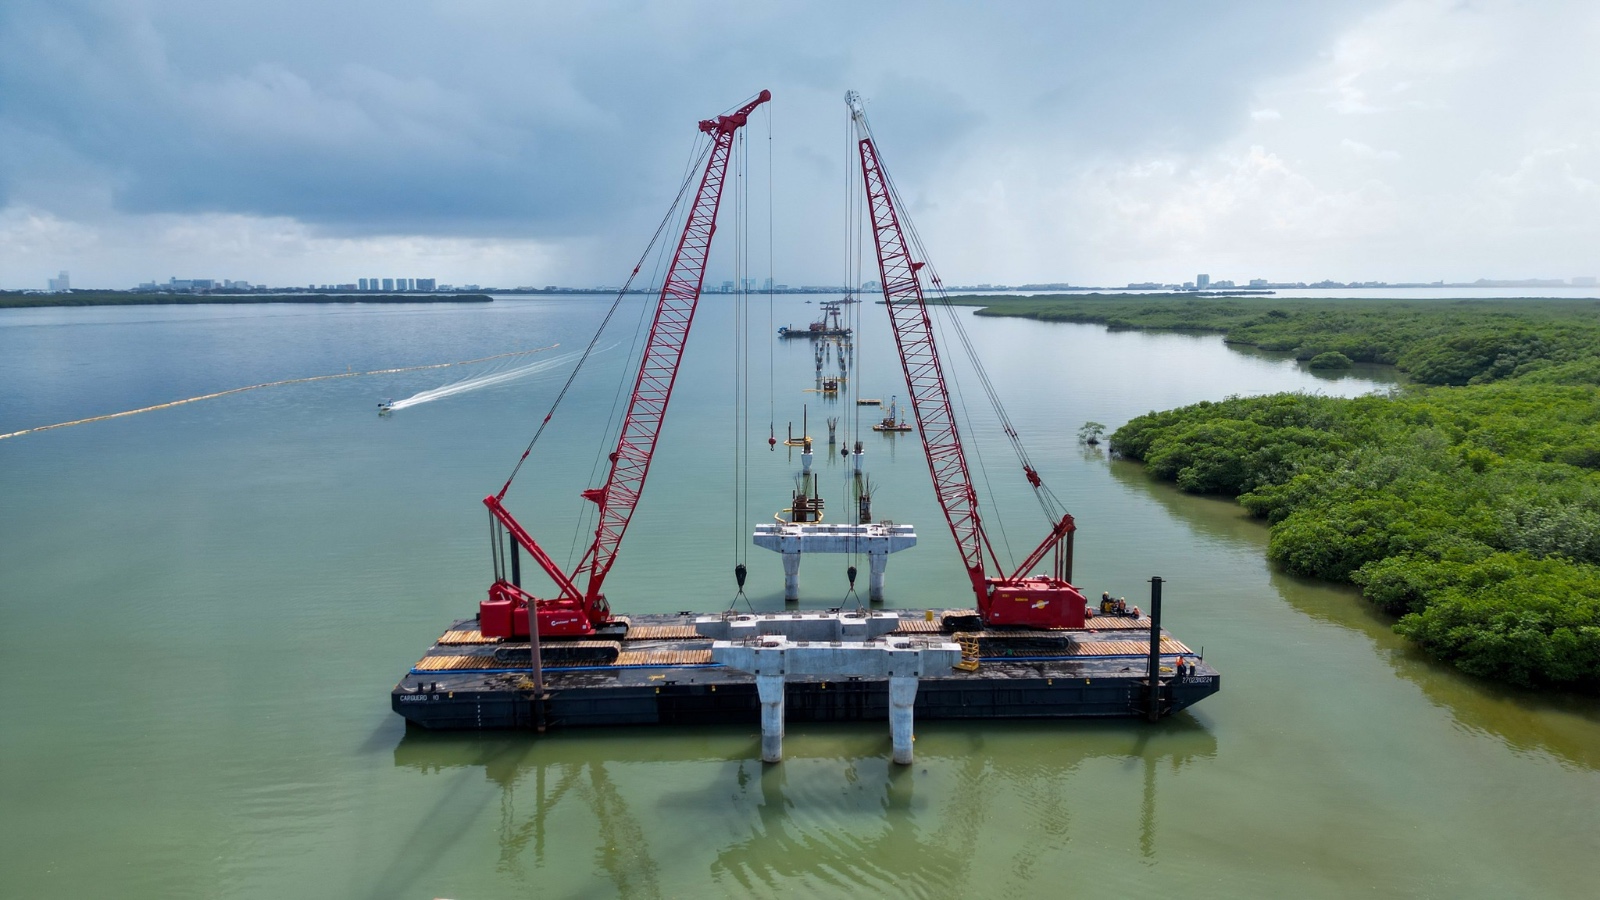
[{"left": 0, "top": 0, "right": 1385, "bottom": 241}]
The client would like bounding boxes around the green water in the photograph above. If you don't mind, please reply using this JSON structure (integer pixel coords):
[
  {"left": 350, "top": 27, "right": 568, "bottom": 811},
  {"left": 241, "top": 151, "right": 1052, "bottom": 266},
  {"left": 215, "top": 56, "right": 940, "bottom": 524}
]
[{"left": 1, "top": 298, "right": 1595, "bottom": 899}]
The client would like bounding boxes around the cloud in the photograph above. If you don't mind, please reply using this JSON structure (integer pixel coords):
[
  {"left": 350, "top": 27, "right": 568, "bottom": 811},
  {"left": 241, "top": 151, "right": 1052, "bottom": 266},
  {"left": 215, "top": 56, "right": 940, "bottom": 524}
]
[
  {"left": 912, "top": 0, "right": 1600, "bottom": 284},
  {"left": 2, "top": 0, "right": 1598, "bottom": 287},
  {"left": 0, "top": 204, "right": 566, "bottom": 287},
  {"left": 1340, "top": 138, "right": 1401, "bottom": 160}
]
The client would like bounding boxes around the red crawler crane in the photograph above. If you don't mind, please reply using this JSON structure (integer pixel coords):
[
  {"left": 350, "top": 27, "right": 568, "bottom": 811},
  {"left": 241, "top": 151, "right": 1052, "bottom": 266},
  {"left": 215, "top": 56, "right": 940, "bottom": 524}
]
[
  {"left": 480, "top": 90, "right": 771, "bottom": 639},
  {"left": 848, "top": 92, "right": 1086, "bottom": 629}
]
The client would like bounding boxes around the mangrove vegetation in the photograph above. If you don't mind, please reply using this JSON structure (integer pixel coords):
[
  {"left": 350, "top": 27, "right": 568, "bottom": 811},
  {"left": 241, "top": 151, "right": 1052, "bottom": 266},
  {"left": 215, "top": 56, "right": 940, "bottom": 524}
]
[
  {"left": 951, "top": 293, "right": 1600, "bottom": 386},
  {"left": 963, "top": 294, "right": 1600, "bottom": 690}
]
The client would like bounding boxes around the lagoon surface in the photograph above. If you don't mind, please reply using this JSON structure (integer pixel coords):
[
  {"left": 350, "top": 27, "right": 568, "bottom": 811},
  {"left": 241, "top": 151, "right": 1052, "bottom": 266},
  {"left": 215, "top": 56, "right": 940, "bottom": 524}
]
[{"left": 2, "top": 297, "right": 1597, "bottom": 899}]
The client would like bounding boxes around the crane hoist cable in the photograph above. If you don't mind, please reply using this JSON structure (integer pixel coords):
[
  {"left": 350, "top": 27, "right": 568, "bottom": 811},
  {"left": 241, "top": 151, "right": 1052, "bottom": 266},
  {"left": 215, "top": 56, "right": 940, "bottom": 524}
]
[
  {"left": 853, "top": 103, "right": 1065, "bottom": 530},
  {"left": 482, "top": 89, "right": 772, "bottom": 640}
]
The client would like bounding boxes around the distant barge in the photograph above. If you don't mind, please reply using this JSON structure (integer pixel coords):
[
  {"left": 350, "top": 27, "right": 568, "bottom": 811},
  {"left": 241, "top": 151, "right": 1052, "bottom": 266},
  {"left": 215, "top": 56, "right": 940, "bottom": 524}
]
[{"left": 392, "top": 609, "right": 1218, "bottom": 732}]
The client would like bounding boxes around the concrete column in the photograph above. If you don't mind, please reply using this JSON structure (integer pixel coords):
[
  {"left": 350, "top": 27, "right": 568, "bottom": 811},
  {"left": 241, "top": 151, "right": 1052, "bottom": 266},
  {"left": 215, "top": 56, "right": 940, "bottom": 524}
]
[
  {"left": 802, "top": 446, "right": 813, "bottom": 475},
  {"left": 888, "top": 675, "right": 918, "bottom": 765},
  {"left": 868, "top": 551, "right": 888, "bottom": 601},
  {"left": 782, "top": 551, "right": 801, "bottom": 601},
  {"left": 756, "top": 674, "right": 785, "bottom": 763}
]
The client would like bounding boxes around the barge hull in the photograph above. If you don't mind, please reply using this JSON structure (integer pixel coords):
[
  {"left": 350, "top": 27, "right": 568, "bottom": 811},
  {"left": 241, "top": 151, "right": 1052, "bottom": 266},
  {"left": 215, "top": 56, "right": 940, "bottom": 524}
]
[
  {"left": 393, "top": 612, "right": 1218, "bottom": 731},
  {"left": 394, "top": 672, "right": 1221, "bottom": 730}
]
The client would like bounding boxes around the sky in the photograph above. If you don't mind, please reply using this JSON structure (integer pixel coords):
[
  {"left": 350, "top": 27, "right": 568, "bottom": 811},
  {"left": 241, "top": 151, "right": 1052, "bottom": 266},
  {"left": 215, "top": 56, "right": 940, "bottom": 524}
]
[{"left": 1, "top": 0, "right": 1597, "bottom": 290}]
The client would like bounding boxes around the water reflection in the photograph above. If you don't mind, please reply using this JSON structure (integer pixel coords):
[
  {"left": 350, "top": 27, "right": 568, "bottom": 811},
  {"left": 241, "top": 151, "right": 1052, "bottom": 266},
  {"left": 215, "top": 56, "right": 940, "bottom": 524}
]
[
  {"left": 1107, "top": 457, "right": 1600, "bottom": 771},
  {"left": 1220, "top": 343, "right": 1402, "bottom": 386},
  {"left": 1266, "top": 566, "right": 1600, "bottom": 772},
  {"left": 393, "top": 719, "right": 1216, "bottom": 895}
]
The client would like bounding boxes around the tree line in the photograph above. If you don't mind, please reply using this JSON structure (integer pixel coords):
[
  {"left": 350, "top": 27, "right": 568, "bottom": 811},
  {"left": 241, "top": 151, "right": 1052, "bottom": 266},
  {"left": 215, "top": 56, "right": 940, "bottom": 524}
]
[{"left": 960, "top": 295, "right": 1600, "bottom": 690}]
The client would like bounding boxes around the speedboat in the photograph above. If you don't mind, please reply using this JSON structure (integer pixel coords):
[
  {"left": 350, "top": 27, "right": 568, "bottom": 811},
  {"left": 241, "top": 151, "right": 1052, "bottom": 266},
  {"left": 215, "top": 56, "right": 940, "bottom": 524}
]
[{"left": 378, "top": 399, "right": 394, "bottom": 415}]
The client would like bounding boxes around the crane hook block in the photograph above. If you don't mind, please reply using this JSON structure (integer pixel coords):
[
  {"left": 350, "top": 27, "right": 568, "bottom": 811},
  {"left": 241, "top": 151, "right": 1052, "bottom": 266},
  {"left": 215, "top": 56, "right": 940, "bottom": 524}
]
[
  {"left": 735, "top": 563, "right": 748, "bottom": 589},
  {"left": 847, "top": 565, "right": 858, "bottom": 587}
]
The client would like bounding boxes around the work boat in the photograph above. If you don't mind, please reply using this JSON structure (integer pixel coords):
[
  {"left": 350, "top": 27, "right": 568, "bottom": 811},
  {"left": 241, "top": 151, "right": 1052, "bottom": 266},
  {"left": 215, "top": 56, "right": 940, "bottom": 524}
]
[
  {"left": 377, "top": 399, "right": 394, "bottom": 414},
  {"left": 871, "top": 397, "right": 913, "bottom": 432},
  {"left": 778, "top": 299, "right": 853, "bottom": 339}
]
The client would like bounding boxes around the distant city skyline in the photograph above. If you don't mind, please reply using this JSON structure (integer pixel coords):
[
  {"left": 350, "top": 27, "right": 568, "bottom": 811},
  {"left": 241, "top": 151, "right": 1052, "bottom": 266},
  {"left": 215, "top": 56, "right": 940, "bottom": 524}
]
[{"left": 14, "top": 271, "right": 1600, "bottom": 295}]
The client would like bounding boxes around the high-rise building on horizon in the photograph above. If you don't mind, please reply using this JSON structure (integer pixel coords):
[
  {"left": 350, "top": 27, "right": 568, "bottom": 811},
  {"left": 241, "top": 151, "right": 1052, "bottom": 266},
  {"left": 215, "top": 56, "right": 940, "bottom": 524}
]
[
  {"left": 416, "top": 278, "right": 436, "bottom": 291},
  {"left": 381, "top": 278, "right": 394, "bottom": 291},
  {"left": 47, "top": 270, "right": 69, "bottom": 292},
  {"left": 1196, "top": 273, "right": 1211, "bottom": 290}
]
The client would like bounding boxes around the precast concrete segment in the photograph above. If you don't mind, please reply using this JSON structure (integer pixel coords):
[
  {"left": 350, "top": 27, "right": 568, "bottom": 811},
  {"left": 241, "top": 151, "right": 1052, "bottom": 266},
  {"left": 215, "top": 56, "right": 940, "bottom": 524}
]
[
  {"left": 869, "top": 554, "right": 889, "bottom": 600},
  {"left": 888, "top": 676, "right": 918, "bottom": 764},
  {"left": 712, "top": 635, "right": 959, "bottom": 764},
  {"left": 711, "top": 636, "right": 961, "bottom": 677},
  {"left": 694, "top": 610, "right": 903, "bottom": 641},
  {"left": 757, "top": 675, "right": 785, "bottom": 762},
  {"left": 782, "top": 552, "right": 802, "bottom": 601},
  {"left": 752, "top": 523, "right": 916, "bottom": 601}
]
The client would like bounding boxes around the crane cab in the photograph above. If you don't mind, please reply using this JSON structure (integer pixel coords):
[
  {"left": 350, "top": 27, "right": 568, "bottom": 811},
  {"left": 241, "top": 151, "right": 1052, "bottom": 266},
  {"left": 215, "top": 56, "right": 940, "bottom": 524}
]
[{"left": 985, "top": 577, "right": 1087, "bottom": 629}]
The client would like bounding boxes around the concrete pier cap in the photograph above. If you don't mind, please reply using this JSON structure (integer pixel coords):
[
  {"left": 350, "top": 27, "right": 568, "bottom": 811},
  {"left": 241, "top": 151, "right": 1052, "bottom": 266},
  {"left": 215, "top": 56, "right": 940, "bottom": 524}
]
[
  {"left": 712, "top": 634, "right": 959, "bottom": 764},
  {"left": 752, "top": 522, "right": 916, "bottom": 601}
]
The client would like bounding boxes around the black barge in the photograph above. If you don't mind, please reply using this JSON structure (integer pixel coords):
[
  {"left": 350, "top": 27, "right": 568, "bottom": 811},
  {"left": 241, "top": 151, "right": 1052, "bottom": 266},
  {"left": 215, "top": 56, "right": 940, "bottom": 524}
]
[{"left": 392, "top": 609, "right": 1218, "bottom": 732}]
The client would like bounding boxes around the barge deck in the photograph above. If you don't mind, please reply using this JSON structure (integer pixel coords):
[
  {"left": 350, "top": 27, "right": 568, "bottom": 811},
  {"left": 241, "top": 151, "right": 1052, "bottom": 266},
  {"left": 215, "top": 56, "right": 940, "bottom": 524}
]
[{"left": 392, "top": 609, "right": 1218, "bottom": 732}]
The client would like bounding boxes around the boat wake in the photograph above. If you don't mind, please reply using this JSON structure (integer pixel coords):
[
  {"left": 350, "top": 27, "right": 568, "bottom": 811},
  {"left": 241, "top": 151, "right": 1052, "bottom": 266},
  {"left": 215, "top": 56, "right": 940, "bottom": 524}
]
[{"left": 386, "top": 349, "right": 588, "bottom": 411}]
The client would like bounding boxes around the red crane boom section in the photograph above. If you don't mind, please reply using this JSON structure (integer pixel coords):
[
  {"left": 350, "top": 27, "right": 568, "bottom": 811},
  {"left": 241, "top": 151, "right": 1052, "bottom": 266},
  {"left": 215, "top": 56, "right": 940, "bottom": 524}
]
[
  {"left": 574, "top": 90, "right": 770, "bottom": 604},
  {"left": 857, "top": 136, "right": 997, "bottom": 600},
  {"left": 855, "top": 114, "right": 1086, "bottom": 629},
  {"left": 480, "top": 90, "right": 769, "bottom": 639}
]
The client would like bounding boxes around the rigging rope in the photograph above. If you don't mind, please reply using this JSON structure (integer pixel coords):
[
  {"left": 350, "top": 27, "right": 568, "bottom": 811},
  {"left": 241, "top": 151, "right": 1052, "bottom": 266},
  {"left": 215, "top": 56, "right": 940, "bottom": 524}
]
[
  {"left": 854, "top": 108, "right": 1067, "bottom": 536},
  {"left": 731, "top": 126, "right": 748, "bottom": 570},
  {"left": 496, "top": 138, "right": 715, "bottom": 500},
  {"left": 566, "top": 191, "right": 682, "bottom": 570}
]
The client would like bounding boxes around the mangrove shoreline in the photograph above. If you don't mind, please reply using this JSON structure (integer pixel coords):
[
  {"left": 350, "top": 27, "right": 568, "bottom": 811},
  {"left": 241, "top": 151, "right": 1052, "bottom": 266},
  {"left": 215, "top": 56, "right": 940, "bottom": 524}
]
[{"left": 961, "top": 294, "right": 1600, "bottom": 691}]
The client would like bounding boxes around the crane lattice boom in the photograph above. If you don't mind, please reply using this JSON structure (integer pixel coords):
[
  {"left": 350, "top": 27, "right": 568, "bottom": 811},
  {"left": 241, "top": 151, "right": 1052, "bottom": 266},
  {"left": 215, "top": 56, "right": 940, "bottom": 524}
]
[
  {"left": 857, "top": 136, "right": 994, "bottom": 599},
  {"left": 850, "top": 92, "right": 1085, "bottom": 628},
  {"left": 481, "top": 90, "right": 770, "bottom": 639}
]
